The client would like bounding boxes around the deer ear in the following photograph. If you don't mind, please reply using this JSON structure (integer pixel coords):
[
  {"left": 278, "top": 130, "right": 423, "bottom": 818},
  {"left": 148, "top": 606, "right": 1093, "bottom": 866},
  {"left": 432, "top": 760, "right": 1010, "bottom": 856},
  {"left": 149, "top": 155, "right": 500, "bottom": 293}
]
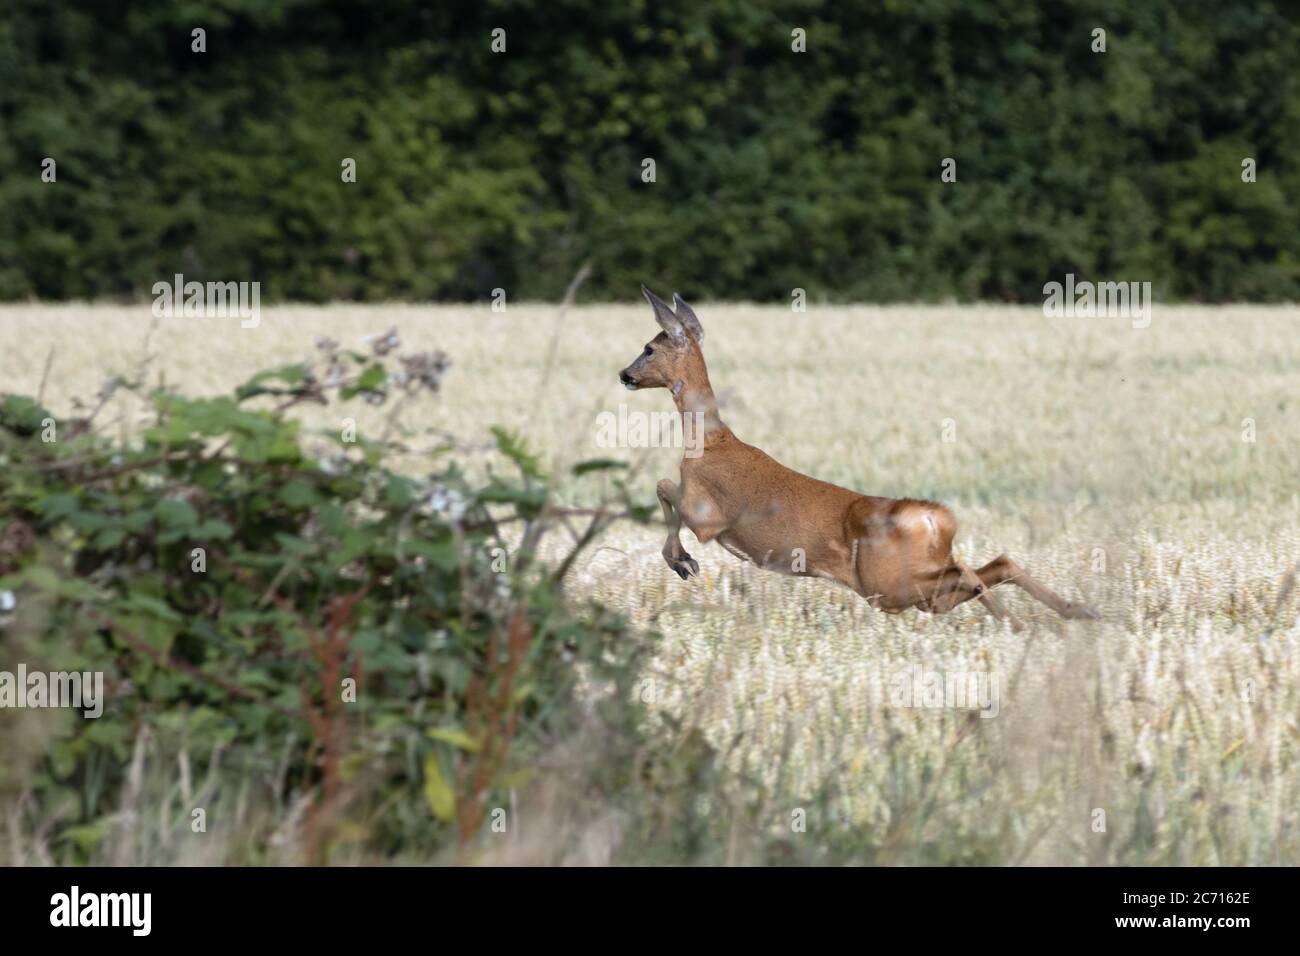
[
  {"left": 642, "top": 285, "right": 686, "bottom": 344},
  {"left": 672, "top": 294, "right": 704, "bottom": 341}
]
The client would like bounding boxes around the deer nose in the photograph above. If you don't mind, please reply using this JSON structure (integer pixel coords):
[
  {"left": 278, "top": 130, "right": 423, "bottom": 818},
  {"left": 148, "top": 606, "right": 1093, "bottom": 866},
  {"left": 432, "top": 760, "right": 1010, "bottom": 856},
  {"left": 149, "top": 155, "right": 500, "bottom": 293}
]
[{"left": 619, "top": 369, "right": 634, "bottom": 386}]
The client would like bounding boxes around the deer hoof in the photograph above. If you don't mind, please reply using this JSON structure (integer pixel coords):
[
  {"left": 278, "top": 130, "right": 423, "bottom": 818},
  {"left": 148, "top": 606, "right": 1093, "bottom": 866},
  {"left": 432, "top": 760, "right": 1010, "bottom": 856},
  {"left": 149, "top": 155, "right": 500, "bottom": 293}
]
[
  {"left": 1064, "top": 602, "right": 1101, "bottom": 621},
  {"left": 668, "top": 554, "right": 699, "bottom": 580}
]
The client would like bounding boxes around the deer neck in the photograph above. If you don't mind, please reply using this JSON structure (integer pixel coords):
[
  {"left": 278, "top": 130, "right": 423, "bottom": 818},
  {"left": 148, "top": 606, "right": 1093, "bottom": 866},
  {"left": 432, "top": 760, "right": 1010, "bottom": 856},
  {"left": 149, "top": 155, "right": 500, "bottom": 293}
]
[{"left": 671, "top": 362, "right": 728, "bottom": 449}]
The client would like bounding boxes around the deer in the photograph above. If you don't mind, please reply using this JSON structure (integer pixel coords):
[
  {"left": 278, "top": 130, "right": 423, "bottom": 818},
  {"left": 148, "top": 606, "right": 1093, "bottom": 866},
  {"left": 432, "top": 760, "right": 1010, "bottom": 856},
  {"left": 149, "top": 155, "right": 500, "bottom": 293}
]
[{"left": 618, "top": 287, "right": 1100, "bottom": 631}]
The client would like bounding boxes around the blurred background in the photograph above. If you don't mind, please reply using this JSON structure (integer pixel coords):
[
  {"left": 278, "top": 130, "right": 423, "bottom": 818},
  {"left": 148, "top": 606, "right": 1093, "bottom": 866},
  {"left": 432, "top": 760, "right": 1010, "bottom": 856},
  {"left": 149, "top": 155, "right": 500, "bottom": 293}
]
[{"left": 2, "top": 0, "right": 1298, "bottom": 304}]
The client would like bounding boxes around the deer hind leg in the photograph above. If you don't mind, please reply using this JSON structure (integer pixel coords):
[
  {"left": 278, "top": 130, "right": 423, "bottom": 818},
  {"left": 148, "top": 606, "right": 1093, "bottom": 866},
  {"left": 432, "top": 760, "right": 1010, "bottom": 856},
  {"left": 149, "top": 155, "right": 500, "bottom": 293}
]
[
  {"left": 975, "top": 554, "right": 1100, "bottom": 621},
  {"left": 656, "top": 479, "right": 699, "bottom": 580},
  {"left": 923, "top": 561, "right": 1025, "bottom": 632}
]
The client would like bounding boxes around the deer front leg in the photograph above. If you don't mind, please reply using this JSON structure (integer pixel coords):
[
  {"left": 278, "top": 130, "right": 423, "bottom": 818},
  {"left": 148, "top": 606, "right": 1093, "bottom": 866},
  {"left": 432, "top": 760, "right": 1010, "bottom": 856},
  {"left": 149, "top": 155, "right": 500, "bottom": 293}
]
[
  {"left": 657, "top": 479, "right": 699, "bottom": 580},
  {"left": 976, "top": 554, "right": 1100, "bottom": 621},
  {"left": 925, "top": 561, "right": 1025, "bottom": 632}
]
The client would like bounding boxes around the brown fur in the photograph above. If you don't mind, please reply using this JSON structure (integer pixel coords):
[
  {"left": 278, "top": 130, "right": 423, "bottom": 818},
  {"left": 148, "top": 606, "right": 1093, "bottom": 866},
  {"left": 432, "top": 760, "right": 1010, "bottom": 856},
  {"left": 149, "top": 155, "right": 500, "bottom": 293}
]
[{"left": 621, "top": 288, "right": 1100, "bottom": 630}]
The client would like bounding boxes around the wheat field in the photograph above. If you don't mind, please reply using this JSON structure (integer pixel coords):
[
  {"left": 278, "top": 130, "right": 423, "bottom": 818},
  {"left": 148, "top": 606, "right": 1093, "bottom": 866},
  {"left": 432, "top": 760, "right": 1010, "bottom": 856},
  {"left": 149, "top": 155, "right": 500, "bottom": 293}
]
[{"left": 2, "top": 302, "right": 1298, "bottom": 864}]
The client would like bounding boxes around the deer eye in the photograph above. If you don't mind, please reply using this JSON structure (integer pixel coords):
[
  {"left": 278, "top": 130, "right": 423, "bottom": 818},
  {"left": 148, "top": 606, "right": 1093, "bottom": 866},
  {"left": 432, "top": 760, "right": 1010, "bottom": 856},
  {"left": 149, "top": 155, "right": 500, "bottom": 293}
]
[{"left": 644, "top": 346, "right": 654, "bottom": 356}]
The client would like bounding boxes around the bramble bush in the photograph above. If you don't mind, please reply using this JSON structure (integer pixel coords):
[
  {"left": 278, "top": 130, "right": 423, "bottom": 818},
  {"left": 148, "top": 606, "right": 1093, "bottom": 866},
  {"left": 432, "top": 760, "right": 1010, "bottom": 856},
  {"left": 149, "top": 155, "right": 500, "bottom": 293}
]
[{"left": 0, "top": 331, "right": 667, "bottom": 863}]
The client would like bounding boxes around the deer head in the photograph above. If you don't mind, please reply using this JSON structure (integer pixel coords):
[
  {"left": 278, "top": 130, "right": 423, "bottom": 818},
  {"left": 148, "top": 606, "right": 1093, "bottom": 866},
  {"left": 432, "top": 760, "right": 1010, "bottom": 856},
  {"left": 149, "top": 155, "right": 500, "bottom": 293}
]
[{"left": 619, "top": 286, "right": 706, "bottom": 395}]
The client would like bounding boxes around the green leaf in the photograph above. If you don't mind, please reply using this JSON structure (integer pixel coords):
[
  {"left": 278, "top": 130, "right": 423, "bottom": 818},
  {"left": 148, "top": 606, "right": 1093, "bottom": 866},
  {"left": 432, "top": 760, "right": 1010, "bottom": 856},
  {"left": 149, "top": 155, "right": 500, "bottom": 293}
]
[
  {"left": 573, "top": 458, "right": 629, "bottom": 475},
  {"left": 273, "top": 533, "right": 314, "bottom": 556},
  {"left": 336, "top": 529, "right": 372, "bottom": 564},
  {"left": 0, "top": 395, "right": 53, "bottom": 435},
  {"left": 404, "top": 538, "right": 459, "bottom": 571},
  {"left": 235, "top": 363, "right": 309, "bottom": 401},
  {"left": 358, "top": 365, "right": 386, "bottom": 390},
  {"left": 60, "top": 819, "right": 113, "bottom": 855},
  {"left": 342, "top": 364, "right": 386, "bottom": 399},
  {"left": 476, "top": 484, "right": 546, "bottom": 509},
  {"left": 427, "top": 726, "right": 482, "bottom": 752},
  {"left": 119, "top": 612, "right": 176, "bottom": 655},
  {"left": 93, "top": 527, "right": 127, "bottom": 549},
  {"left": 68, "top": 510, "right": 109, "bottom": 533},
  {"left": 423, "top": 754, "right": 455, "bottom": 822},
  {"left": 194, "top": 519, "right": 234, "bottom": 540},
  {"left": 317, "top": 503, "right": 346, "bottom": 535},
  {"left": 153, "top": 396, "right": 246, "bottom": 439},
  {"left": 39, "top": 493, "right": 81, "bottom": 521},
  {"left": 123, "top": 510, "right": 154, "bottom": 533},
  {"left": 385, "top": 474, "right": 419, "bottom": 508},
  {"left": 155, "top": 499, "right": 199, "bottom": 530},
  {"left": 278, "top": 479, "right": 320, "bottom": 509},
  {"left": 352, "top": 629, "right": 383, "bottom": 655},
  {"left": 120, "top": 592, "right": 184, "bottom": 623},
  {"left": 21, "top": 565, "right": 61, "bottom": 593},
  {"left": 491, "top": 426, "right": 544, "bottom": 480}
]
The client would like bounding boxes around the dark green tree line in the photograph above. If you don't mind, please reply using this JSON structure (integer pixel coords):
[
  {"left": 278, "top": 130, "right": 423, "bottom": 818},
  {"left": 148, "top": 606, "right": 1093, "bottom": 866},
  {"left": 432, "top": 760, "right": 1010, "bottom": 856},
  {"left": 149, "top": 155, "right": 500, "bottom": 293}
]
[{"left": 1, "top": 0, "right": 1297, "bottom": 302}]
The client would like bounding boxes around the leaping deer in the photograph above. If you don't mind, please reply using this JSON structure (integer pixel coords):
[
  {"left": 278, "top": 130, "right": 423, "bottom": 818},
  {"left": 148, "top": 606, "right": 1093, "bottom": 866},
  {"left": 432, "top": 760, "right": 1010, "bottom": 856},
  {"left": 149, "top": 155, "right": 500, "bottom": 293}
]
[{"left": 619, "top": 287, "right": 1100, "bottom": 630}]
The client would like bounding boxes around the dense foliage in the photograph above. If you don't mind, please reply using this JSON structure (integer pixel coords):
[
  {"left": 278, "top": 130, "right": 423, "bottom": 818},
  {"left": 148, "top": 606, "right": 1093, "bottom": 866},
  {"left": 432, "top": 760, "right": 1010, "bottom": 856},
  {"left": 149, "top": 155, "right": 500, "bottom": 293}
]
[
  {"left": 2, "top": 0, "right": 1297, "bottom": 303},
  {"left": 0, "top": 336, "right": 665, "bottom": 863}
]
